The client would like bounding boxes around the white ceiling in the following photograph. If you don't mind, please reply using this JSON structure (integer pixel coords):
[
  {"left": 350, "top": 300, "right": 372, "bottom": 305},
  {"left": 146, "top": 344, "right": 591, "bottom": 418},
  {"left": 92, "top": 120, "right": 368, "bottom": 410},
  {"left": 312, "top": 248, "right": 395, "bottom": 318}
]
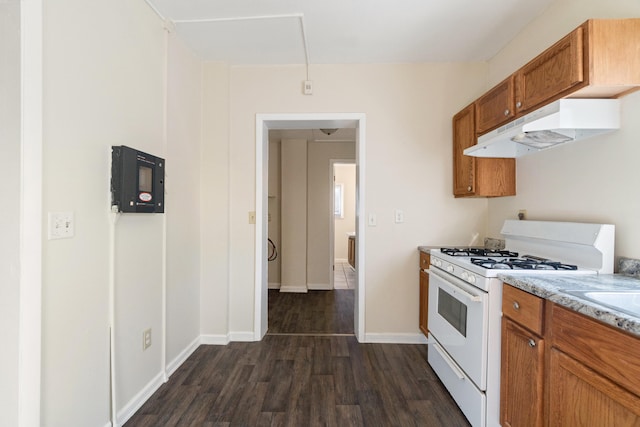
[{"left": 147, "top": 0, "right": 555, "bottom": 64}]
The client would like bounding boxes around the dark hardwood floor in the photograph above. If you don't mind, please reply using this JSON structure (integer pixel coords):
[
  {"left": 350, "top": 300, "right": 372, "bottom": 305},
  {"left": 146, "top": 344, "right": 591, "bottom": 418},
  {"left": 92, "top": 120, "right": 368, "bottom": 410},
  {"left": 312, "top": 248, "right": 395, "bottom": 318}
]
[
  {"left": 125, "top": 289, "right": 469, "bottom": 426},
  {"left": 124, "top": 335, "right": 470, "bottom": 427},
  {"left": 267, "top": 289, "right": 354, "bottom": 335}
]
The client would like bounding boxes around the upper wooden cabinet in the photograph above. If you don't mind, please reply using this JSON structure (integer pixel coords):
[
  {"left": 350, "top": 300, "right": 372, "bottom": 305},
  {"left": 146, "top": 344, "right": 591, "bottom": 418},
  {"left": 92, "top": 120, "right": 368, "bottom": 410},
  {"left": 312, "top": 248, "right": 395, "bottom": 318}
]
[
  {"left": 476, "top": 18, "right": 640, "bottom": 135},
  {"left": 453, "top": 104, "right": 516, "bottom": 197},
  {"left": 515, "top": 26, "right": 585, "bottom": 114},
  {"left": 476, "top": 76, "right": 516, "bottom": 135}
]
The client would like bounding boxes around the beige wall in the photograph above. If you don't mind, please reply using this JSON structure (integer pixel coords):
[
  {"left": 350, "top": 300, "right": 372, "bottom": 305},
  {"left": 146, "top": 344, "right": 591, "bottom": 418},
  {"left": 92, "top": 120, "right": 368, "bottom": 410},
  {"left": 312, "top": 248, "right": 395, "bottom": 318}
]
[
  {"left": 205, "top": 62, "right": 490, "bottom": 337},
  {"left": 486, "top": 0, "right": 640, "bottom": 262},
  {"left": 200, "top": 62, "right": 231, "bottom": 339},
  {"left": 0, "top": 2, "right": 21, "bottom": 425},
  {"left": 334, "top": 164, "right": 357, "bottom": 261},
  {"left": 41, "top": 1, "right": 202, "bottom": 425},
  {"left": 280, "top": 139, "right": 308, "bottom": 292},
  {"left": 267, "top": 140, "right": 282, "bottom": 286}
]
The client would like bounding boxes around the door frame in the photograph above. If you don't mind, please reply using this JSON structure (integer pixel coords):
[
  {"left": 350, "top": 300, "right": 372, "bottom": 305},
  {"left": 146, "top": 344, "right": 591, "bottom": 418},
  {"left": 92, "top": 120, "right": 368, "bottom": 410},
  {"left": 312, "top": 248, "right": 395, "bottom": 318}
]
[
  {"left": 255, "top": 113, "right": 366, "bottom": 341},
  {"left": 329, "top": 160, "right": 356, "bottom": 290}
]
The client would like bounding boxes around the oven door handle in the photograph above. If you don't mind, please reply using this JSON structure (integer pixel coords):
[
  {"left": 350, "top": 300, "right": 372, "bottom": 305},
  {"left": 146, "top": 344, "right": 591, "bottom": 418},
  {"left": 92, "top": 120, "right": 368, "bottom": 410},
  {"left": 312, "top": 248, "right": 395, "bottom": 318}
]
[
  {"left": 433, "top": 341, "right": 465, "bottom": 380},
  {"left": 429, "top": 267, "right": 483, "bottom": 303}
]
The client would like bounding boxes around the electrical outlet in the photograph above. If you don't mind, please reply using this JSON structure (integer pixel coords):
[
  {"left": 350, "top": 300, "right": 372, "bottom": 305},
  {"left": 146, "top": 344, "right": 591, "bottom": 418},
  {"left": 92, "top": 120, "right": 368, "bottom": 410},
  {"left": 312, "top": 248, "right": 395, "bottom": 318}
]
[
  {"left": 143, "top": 328, "right": 152, "bottom": 351},
  {"left": 518, "top": 210, "right": 527, "bottom": 220},
  {"left": 394, "top": 209, "right": 404, "bottom": 224},
  {"left": 303, "top": 80, "right": 313, "bottom": 95}
]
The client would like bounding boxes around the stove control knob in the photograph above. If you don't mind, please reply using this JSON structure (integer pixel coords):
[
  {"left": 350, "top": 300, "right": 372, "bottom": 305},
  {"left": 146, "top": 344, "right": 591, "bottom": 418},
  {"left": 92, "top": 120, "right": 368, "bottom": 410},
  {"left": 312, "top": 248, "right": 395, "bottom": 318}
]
[
  {"left": 461, "top": 272, "right": 468, "bottom": 280},
  {"left": 433, "top": 259, "right": 441, "bottom": 267},
  {"left": 467, "top": 275, "right": 476, "bottom": 284},
  {"left": 446, "top": 265, "right": 454, "bottom": 273}
]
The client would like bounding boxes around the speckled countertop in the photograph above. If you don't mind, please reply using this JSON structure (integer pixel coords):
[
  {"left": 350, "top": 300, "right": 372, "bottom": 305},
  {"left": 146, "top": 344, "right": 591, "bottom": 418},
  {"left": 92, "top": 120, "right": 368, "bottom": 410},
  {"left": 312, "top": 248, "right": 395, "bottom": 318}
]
[{"left": 499, "top": 274, "right": 640, "bottom": 337}]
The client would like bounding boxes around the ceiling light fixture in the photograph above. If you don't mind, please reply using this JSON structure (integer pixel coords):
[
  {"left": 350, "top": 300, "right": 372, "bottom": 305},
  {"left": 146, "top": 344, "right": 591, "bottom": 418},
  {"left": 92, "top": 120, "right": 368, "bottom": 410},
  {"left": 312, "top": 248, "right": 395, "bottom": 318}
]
[{"left": 320, "top": 128, "right": 338, "bottom": 135}]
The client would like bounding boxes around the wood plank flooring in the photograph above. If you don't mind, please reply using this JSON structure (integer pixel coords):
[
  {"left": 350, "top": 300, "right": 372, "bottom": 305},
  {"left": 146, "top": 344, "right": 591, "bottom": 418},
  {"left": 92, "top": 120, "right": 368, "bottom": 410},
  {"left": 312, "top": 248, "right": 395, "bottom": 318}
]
[
  {"left": 267, "top": 289, "right": 354, "bottom": 335},
  {"left": 125, "top": 287, "right": 469, "bottom": 426},
  {"left": 124, "top": 336, "right": 470, "bottom": 426}
]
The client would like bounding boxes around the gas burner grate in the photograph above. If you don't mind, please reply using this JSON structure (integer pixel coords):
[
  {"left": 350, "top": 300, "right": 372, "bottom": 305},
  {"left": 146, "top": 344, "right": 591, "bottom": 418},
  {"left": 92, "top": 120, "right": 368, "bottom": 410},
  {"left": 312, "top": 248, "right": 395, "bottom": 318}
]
[
  {"left": 470, "top": 257, "right": 578, "bottom": 271},
  {"left": 440, "top": 248, "right": 518, "bottom": 258}
]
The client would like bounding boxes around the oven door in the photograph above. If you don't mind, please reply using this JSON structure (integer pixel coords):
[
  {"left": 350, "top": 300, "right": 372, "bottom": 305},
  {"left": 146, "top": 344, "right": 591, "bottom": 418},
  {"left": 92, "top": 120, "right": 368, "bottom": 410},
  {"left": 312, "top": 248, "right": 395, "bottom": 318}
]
[{"left": 428, "top": 266, "right": 488, "bottom": 390}]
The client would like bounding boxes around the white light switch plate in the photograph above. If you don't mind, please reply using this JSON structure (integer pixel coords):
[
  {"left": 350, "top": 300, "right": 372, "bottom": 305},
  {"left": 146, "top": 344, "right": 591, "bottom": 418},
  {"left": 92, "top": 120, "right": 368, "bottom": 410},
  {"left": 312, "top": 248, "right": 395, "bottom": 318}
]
[{"left": 48, "top": 212, "right": 75, "bottom": 239}]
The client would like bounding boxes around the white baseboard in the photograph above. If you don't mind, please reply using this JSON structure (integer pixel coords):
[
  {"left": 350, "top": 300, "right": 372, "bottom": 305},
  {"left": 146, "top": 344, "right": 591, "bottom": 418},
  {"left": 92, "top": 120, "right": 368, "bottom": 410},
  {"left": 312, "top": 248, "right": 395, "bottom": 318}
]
[
  {"left": 228, "top": 331, "right": 257, "bottom": 342},
  {"left": 364, "top": 333, "right": 429, "bottom": 344},
  {"left": 333, "top": 282, "right": 349, "bottom": 289},
  {"left": 200, "top": 334, "right": 230, "bottom": 345},
  {"left": 117, "top": 371, "right": 165, "bottom": 426},
  {"left": 279, "top": 285, "right": 308, "bottom": 293},
  {"left": 307, "top": 282, "right": 332, "bottom": 290},
  {"left": 334, "top": 258, "right": 348, "bottom": 263},
  {"left": 166, "top": 336, "right": 200, "bottom": 377},
  {"left": 268, "top": 282, "right": 281, "bottom": 289}
]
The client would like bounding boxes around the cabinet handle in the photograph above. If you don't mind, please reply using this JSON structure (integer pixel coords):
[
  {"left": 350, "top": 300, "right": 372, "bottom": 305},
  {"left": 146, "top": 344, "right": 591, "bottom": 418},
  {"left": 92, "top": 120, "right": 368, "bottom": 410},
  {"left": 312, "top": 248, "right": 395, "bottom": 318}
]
[
  {"left": 528, "top": 339, "right": 536, "bottom": 348},
  {"left": 467, "top": 186, "right": 472, "bottom": 191},
  {"left": 516, "top": 101, "right": 522, "bottom": 108},
  {"left": 504, "top": 109, "right": 510, "bottom": 116},
  {"left": 513, "top": 301, "right": 520, "bottom": 310}
]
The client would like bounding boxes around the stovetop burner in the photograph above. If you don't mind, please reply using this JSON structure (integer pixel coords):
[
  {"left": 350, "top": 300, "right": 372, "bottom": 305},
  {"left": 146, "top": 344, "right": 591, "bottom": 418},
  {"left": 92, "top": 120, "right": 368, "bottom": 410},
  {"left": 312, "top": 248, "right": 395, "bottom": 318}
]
[
  {"left": 440, "top": 247, "right": 519, "bottom": 258},
  {"left": 470, "top": 256, "right": 578, "bottom": 271}
]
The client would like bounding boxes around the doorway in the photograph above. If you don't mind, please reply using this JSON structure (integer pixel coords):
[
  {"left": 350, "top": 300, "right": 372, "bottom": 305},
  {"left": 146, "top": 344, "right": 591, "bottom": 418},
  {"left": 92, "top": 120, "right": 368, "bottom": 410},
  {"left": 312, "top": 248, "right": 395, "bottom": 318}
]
[
  {"left": 331, "top": 161, "right": 356, "bottom": 291},
  {"left": 255, "top": 113, "right": 366, "bottom": 341}
]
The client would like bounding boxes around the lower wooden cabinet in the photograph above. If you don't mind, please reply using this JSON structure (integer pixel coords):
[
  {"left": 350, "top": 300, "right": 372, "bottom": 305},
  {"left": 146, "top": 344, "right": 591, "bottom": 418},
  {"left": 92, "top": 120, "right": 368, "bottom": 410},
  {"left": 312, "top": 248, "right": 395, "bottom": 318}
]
[
  {"left": 500, "top": 285, "right": 545, "bottom": 427},
  {"left": 500, "top": 319, "right": 544, "bottom": 427},
  {"left": 547, "top": 348, "right": 640, "bottom": 426},
  {"left": 501, "top": 284, "right": 640, "bottom": 426},
  {"left": 419, "top": 251, "right": 430, "bottom": 337}
]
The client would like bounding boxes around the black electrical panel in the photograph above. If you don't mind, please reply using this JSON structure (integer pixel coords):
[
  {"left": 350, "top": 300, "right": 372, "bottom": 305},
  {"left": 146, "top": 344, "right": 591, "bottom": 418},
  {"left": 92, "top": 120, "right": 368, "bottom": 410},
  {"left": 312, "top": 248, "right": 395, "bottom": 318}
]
[{"left": 111, "top": 146, "right": 165, "bottom": 213}]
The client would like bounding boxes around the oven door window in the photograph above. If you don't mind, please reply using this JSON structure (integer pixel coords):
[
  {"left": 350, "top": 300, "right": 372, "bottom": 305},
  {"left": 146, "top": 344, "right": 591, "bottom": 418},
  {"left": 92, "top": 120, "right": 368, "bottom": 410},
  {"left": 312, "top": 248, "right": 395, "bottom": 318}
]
[{"left": 438, "top": 288, "right": 467, "bottom": 337}]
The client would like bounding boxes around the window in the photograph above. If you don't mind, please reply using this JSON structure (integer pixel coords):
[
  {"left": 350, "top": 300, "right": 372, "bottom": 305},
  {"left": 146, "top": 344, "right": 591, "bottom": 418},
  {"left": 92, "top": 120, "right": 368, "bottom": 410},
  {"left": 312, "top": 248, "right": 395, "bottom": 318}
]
[{"left": 334, "top": 183, "right": 344, "bottom": 218}]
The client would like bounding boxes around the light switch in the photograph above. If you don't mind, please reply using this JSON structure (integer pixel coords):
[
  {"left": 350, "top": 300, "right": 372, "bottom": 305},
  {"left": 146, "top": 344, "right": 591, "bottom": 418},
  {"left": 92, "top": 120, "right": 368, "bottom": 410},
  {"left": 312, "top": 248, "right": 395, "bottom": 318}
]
[
  {"left": 368, "top": 213, "right": 377, "bottom": 226},
  {"left": 48, "top": 212, "right": 74, "bottom": 240}
]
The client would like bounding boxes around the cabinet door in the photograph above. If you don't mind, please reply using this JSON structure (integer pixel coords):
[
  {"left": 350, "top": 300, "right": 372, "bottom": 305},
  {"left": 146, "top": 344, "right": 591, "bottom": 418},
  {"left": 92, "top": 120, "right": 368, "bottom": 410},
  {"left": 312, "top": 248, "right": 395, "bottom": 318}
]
[
  {"left": 453, "top": 104, "right": 476, "bottom": 196},
  {"left": 500, "top": 319, "right": 545, "bottom": 427},
  {"left": 419, "top": 269, "right": 429, "bottom": 337},
  {"left": 548, "top": 349, "right": 640, "bottom": 426},
  {"left": 516, "top": 26, "right": 585, "bottom": 113},
  {"left": 475, "top": 76, "right": 516, "bottom": 135}
]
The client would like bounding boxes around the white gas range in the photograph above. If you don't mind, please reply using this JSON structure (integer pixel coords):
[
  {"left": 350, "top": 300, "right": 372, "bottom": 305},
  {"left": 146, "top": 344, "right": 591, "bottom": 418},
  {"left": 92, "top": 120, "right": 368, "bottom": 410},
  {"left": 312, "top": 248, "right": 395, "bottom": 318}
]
[{"left": 427, "top": 220, "right": 615, "bottom": 427}]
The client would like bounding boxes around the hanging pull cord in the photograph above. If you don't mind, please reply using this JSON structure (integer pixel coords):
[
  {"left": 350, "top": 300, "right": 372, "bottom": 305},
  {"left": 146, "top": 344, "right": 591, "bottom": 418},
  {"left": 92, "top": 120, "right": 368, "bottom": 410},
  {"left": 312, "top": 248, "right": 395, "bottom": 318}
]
[{"left": 268, "top": 238, "right": 278, "bottom": 261}]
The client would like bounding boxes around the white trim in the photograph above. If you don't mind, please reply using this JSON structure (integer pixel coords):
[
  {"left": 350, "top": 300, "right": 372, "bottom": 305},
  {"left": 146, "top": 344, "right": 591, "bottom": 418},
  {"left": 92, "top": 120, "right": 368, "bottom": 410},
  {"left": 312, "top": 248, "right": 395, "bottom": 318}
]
[
  {"left": 279, "top": 285, "right": 309, "bottom": 293},
  {"left": 364, "top": 333, "right": 429, "bottom": 344},
  {"left": 333, "top": 282, "right": 349, "bottom": 290},
  {"left": 334, "top": 258, "right": 348, "bottom": 263},
  {"left": 19, "top": 1, "right": 43, "bottom": 426},
  {"left": 117, "top": 372, "right": 165, "bottom": 426},
  {"left": 165, "top": 336, "right": 200, "bottom": 377},
  {"left": 200, "top": 334, "right": 231, "bottom": 346},
  {"left": 268, "top": 282, "right": 281, "bottom": 289},
  {"left": 228, "top": 331, "right": 257, "bottom": 342},
  {"left": 307, "top": 283, "right": 332, "bottom": 290},
  {"left": 255, "top": 113, "right": 366, "bottom": 343},
  {"left": 355, "top": 118, "right": 366, "bottom": 342}
]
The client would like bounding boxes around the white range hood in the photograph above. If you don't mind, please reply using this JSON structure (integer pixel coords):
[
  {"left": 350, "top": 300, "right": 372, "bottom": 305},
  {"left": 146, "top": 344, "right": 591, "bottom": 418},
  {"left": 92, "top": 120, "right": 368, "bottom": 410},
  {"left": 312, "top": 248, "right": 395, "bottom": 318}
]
[{"left": 464, "top": 99, "right": 621, "bottom": 158}]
